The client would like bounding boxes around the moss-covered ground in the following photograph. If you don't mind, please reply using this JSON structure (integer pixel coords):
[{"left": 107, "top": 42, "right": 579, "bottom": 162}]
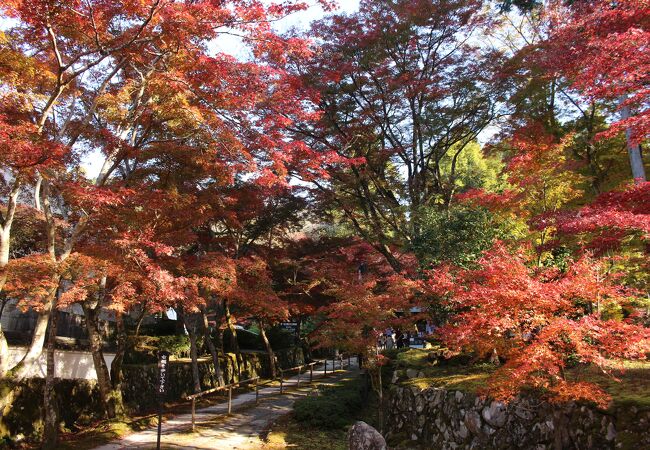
[
  {"left": 262, "top": 376, "right": 381, "bottom": 450},
  {"left": 262, "top": 415, "right": 349, "bottom": 450},
  {"left": 56, "top": 415, "right": 159, "bottom": 450},
  {"left": 391, "top": 348, "right": 650, "bottom": 409}
]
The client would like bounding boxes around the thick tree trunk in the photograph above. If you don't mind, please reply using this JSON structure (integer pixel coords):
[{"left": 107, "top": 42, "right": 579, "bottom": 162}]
[
  {"left": 178, "top": 308, "right": 201, "bottom": 393},
  {"left": 258, "top": 319, "right": 277, "bottom": 379},
  {"left": 0, "top": 298, "right": 9, "bottom": 378},
  {"left": 200, "top": 308, "right": 223, "bottom": 387},
  {"left": 0, "top": 178, "right": 22, "bottom": 378},
  {"left": 82, "top": 302, "right": 124, "bottom": 419},
  {"left": 42, "top": 308, "right": 59, "bottom": 449},
  {"left": 10, "top": 280, "right": 59, "bottom": 380},
  {"left": 223, "top": 300, "right": 243, "bottom": 380},
  {"left": 620, "top": 103, "right": 647, "bottom": 183},
  {"left": 110, "top": 311, "right": 126, "bottom": 394}
]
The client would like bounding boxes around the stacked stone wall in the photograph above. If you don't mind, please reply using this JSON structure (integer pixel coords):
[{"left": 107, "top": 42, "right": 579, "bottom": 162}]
[{"left": 386, "top": 384, "right": 650, "bottom": 449}]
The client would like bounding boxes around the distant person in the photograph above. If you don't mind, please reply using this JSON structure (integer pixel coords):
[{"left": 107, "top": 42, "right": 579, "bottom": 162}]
[
  {"left": 386, "top": 334, "right": 395, "bottom": 350},
  {"left": 396, "top": 330, "right": 405, "bottom": 349},
  {"left": 378, "top": 334, "right": 386, "bottom": 349},
  {"left": 404, "top": 331, "right": 411, "bottom": 348}
]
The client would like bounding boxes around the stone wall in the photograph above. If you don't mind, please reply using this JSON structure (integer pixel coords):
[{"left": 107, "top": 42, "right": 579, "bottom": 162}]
[
  {"left": 275, "top": 346, "right": 306, "bottom": 369},
  {"left": 1, "top": 347, "right": 305, "bottom": 443},
  {"left": 122, "top": 351, "right": 265, "bottom": 410},
  {"left": 386, "top": 384, "right": 650, "bottom": 449},
  {"left": 0, "top": 378, "right": 102, "bottom": 443},
  {"left": 122, "top": 348, "right": 304, "bottom": 410}
]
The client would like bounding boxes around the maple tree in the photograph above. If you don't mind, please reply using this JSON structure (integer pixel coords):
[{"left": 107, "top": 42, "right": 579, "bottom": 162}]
[
  {"left": 542, "top": 0, "right": 649, "bottom": 182},
  {"left": 0, "top": 0, "right": 333, "bottom": 444},
  {"left": 0, "top": 1, "right": 647, "bottom": 444},
  {"left": 427, "top": 242, "right": 649, "bottom": 407}
]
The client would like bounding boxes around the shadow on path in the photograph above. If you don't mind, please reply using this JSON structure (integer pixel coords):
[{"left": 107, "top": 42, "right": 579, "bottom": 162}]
[{"left": 91, "top": 360, "right": 360, "bottom": 450}]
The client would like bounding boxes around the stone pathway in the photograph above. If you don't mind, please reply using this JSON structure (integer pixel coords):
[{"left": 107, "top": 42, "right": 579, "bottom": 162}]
[{"left": 92, "top": 359, "right": 359, "bottom": 450}]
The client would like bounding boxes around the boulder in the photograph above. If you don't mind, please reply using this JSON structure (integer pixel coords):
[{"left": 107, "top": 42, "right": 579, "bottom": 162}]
[
  {"left": 464, "top": 410, "right": 482, "bottom": 436},
  {"left": 482, "top": 400, "right": 507, "bottom": 428},
  {"left": 406, "top": 368, "right": 419, "bottom": 379},
  {"left": 348, "top": 421, "right": 388, "bottom": 450}
]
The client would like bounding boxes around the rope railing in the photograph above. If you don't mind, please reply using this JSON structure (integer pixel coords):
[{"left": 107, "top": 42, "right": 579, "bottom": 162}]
[
  {"left": 185, "top": 376, "right": 260, "bottom": 431},
  {"left": 278, "top": 354, "right": 358, "bottom": 393},
  {"left": 278, "top": 360, "right": 319, "bottom": 394},
  {"left": 184, "top": 354, "right": 359, "bottom": 431}
]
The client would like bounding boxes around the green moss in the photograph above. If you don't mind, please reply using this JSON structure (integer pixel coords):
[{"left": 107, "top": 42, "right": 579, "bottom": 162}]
[
  {"left": 394, "top": 348, "right": 437, "bottom": 370},
  {"left": 566, "top": 361, "right": 650, "bottom": 409},
  {"left": 394, "top": 349, "right": 650, "bottom": 409},
  {"left": 264, "top": 416, "right": 347, "bottom": 450},
  {"left": 265, "top": 382, "right": 381, "bottom": 450},
  {"left": 615, "top": 431, "right": 640, "bottom": 450},
  {"left": 401, "top": 365, "right": 494, "bottom": 393},
  {"left": 57, "top": 415, "right": 158, "bottom": 450},
  {"left": 293, "top": 377, "right": 364, "bottom": 429},
  {"left": 389, "top": 348, "right": 495, "bottom": 393}
]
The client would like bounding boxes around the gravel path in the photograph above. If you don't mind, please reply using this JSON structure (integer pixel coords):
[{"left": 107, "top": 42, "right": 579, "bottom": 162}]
[{"left": 91, "top": 359, "right": 359, "bottom": 450}]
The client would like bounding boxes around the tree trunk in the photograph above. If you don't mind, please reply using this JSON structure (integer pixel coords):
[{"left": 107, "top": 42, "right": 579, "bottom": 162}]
[
  {"left": 620, "top": 103, "right": 647, "bottom": 183},
  {"left": 34, "top": 174, "right": 43, "bottom": 212},
  {"left": 110, "top": 311, "right": 126, "bottom": 395},
  {"left": 10, "top": 279, "right": 60, "bottom": 380},
  {"left": 178, "top": 308, "right": 201, "bottom": 393},
  {"left": 82, "top": 301, "right": 123, "bottom": 419},
  {"left": 0, "top": 298, "right": 9, "bottom": 378},
  {"left": 200, "top": 308, "right": 223, "bottom": 387},
  {"left": 223, "top": 300, "right": 244, "bottom": 380},
  {"left": 258, "top": 319, "right": 277, "bottom": 379},
  {"left": 42, "top": 308, "right": 59, "bottom": 449},
  {"left": 0, "top": 178, "right": 22, "bottom": 378},
  {"left": 134, "top": 308, "right": 147, "bottom": 337}
]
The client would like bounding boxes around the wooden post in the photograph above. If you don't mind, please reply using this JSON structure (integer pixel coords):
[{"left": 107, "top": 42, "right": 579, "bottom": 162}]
[
  {"left": 280, "top": 370, "right": 284, "bottom": 394},
  {"left": 348, "top": 354, "right": 351, "bottom": 368},
  {"left": 297, "top": 366, "right": 301, "bottom": 386},
  {"left": 309, "top": 364, "right": 313, "bottom": 383},
  {"left": 228, "top": 386, "right": 232, "bottom": 415},
  {"left": 191, "top": 398, "right": 196, "bottom": 432},
  {"left": 255, "top": 378, "right": 259, "bottom": 404},
  {"left": 324, "top": 359, "right": 327, "bottom": 377}
]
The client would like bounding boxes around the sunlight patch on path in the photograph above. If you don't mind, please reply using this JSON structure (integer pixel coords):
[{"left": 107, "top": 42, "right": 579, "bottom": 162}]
[{"left": 92, "top": 360, "right": 359, "bottom": 450}]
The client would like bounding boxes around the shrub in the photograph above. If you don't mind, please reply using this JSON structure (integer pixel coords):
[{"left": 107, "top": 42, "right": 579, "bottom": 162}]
[
  {"left": 267, "top": 326, "right": 297, "bottom": 349},
  {"left": 124, "top": 334, "right": 191, "bottom": 363},
  {"left": 293, "top": 379, "right": 363, "bottom": 429},
  {"left": 233, "top": 328, "right": 264, "bottom": 350},
  {"left": 158, "top": 334, "right": 191, "bottom": 357}
]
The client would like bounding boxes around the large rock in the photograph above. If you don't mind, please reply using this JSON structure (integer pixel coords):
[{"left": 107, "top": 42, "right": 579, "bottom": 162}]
[
  {"left": 482, "top": 400, "right": 507, "bottom": 427},
  {"left": 406, "top": 368, "right": 419, "bottom": 379},
  {"left": 348, "top": 421, "right": 388, "bottom": 450},
  {"left": 464, "top": 410, "right": 482, "bottom": 436}
]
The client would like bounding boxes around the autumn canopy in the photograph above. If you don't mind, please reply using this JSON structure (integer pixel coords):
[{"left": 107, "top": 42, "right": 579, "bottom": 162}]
[{"left": 0, "top": 0, "right": 648, "bottom": 445}]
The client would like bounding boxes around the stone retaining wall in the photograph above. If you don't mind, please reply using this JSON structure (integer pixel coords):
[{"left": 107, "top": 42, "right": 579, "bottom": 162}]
[
  {"left": 2, "top": 347, "right": 304, "bottom": 442},
  {"left": 386, "top": 384, "right": 650, "bottom": 449},
  {"left": 122, "top": 348, "right": 304, "bottom": 410}
]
